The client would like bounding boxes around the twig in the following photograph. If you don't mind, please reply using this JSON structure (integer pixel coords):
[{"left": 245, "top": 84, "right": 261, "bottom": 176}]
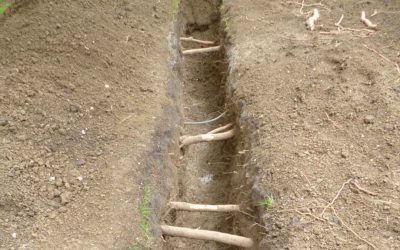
[
  {"left": 160, "top": 225, "right": 254, "bottom": 248},
  {"left": 361, "top": 11, "right": 377, "bottom": 30},
  {"left": 295, "top": 209, "right": 326, "bottom": 222},
  {"left": 180, "top": 37, "right": 215, "bottom": 45},
  {"left": 207, "top": 122, "right": 234, "bottom": 134},
  {"left": 306, "top": 8, "right": 320, "bottom": 31},
  {"left": 320, "top": 178, "right": 352, "bottom": 217},
  {"left": 352, "top": 180, "right": 378, "bottom": 196},
  {"left": 182, "top": 46, "right": 221, "bottom": 55},
  {"left": 370, "top": 10, "right": 378, "bottom": 17},
  {"left": 335, "top": 14, "right": 344, "bottom": 30},
  {"left": 179, "top": 129, "right": 235, "bottom": 148},
  {"left": 363, "top": 44, "right": 400, "bottom": 74},
  {"left": 299, "top": 0, "right": 305, "bottom": 14},
  {"left": 169, "top": 202, "right": 240, "bottom": 212},
  {"left": 331, "top": 207, "right": 377, "bottom": 249},
  {"left": 184, "top": 112, "right": 226, "bottom": 125}
]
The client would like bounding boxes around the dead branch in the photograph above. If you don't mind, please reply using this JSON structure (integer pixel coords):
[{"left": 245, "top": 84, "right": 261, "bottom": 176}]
[
  {"left": 180, "top": 37, "right": 215, "bottom": 45},
  {"left": 182, "top": 46, "right": 221, "bottom": 55},
  {"left": 207, "top": 122, "right": 234, "bottom": 134},
  {"left": 361, "top": 11, "right": 377, "bottom": 30},
  {"left": 169, "top": 202, "right": 240, "bottom": 212},
  {"left": 320, "top": 178, "right": 352, "bottom": 217},
  {"left": 179, "top": 129, "right": 235, "bottom": 148},
  {"left": 306, "top": 8, "right": 320, "bottom": 31},
  {"left": 352, "top": 181, "right": 378, "bottom": 196},
  {"left": 160, "top": 225, "right": 254, "bottom": 248},
  {"left": 331, "top": 207, "right": 377, "bottom": 249}
]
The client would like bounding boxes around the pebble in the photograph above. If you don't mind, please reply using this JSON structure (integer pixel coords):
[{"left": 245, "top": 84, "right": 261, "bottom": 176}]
[
  {"left": 0, "top": 117, "right": 8, "bottom": 126},
  {"left": 76, "top": 159, "right": 85, "bottom": 166},
  {"left": 363, "top": 115, "right": 375, "bottom": 124},
  {"left": 60, "top": 192, "right": 71, "bottom": 205},
  {"left": 11, "top": 232, "right": 17, "bottom": 239}
]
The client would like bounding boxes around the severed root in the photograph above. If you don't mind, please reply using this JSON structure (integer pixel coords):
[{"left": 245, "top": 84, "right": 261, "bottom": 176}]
[
  {"left": 306, "top": 8, "right": 320, "bottom": 31},
  {"left": 182, "top": 46, "right": 221, "bottom": 55},
  {"left": 207, "top": 122, "right": 234, "bottom": 134},
  {"left": 179, "top": 129, "right": 235, "bottom": 148},
  {"left": 180, "top": 37, "right": 215, "bottom": 45},
  {"left": 169, "top": 202, "right": 240, "bottom": 212},
  {"left": 361, "top": 11, "right": 377, "bottom": 30},
  {"left": 160, "top": 225, "right": 254, "bottom": 248}
]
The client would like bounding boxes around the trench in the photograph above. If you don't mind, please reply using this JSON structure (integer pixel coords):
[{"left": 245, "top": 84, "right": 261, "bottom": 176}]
[{"left": 161, "top": 0, "right": 261, "bottom": 249}]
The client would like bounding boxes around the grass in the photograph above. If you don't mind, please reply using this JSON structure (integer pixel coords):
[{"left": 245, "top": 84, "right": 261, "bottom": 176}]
[
  {"left": 0, "top": 0, "right": 11, "bottom": 15},
  {"left": 139, "top": 185, "right": 154, "bottom": 249},
  {"left": 258, "top": 195, "right": 274, "bottom": 211},
  {"left": 172, "top": 0, "right": 180, "bottom": 19}
]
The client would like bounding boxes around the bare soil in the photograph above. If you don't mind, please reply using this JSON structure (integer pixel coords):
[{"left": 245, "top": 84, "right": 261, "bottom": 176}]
[
  {"left": 223, "top": 0, "right": 400, "bottom": 249},
  {"left": 0, "top": 1, "right": 175, "bottom": 249},
  {"left": 1, "top": 0, "right": 400, "bottom": 249}
]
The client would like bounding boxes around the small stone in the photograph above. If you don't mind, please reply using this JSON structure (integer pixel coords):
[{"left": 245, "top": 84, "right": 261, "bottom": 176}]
[
  {"left": 60, "top": 192, "right": 71, "bottom": 205},
  {"left": 363, "top": 115, "right": 375, "bottom": 124},
  {"left": 0, "top": 117, "right": 8, "bottom": 126},
  {"left": 55, "top": 178, "right": 63, "bottom": 187},
  {"left": 340, "top": 149, "right": 349, "bottom": 158},
  {"left": 11, "top": 232, "right": 17, "bottom": 239},
  {"left": 76, "top": 159, "right": 85, "bottom": 166}
]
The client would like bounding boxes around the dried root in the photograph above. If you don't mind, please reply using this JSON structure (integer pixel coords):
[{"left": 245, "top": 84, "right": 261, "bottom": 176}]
[
  {"left": 182, "top": 46, "right": 221, "bottom": 55},
  {"left": 180, "top": 123, "right": 235, "bottom": 148},
  {"left": 160, "top": 225, "right": 254, "bottom": 248},
  {"left": 169, "top": 202, "right": 240, "bottom": 212},
  {"left": 180, "top": 37, "right": 215, "bottom": 45},
  {"left": 306, "top": 8, "right": 320, "bottom": 31}
]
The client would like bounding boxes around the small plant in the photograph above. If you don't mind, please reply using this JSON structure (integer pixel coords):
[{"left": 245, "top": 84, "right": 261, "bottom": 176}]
[
  {"left": 172, "top": 0, "right": 180, "bottom": 18},
  {"left": 258, "top": 195, "right": 274, "bottom": 211},
  {"left": 0, "top": 0, "right": 11, "bottom": 15},
  {"left": 139, "top": 185, "right": 154, "bottom": 248}
]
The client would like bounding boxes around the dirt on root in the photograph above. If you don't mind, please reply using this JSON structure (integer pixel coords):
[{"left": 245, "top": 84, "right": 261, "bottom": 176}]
[
  {"left": 0, "top": 0, "right": 174, "bottom": 249},
  {"left": 223, "top": 0, "right": 400, "bottom": 249}
]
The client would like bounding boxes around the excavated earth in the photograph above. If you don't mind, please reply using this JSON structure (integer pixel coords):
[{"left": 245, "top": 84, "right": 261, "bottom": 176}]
[{"left": 1, "top": 0, "right": 400, "bottom": 249}]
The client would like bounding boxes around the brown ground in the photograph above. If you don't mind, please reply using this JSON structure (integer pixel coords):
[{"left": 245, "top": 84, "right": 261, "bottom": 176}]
[
  {"left": 0, "top": 1, "right": 175, "bottom": 249},
  {"left": 1, "top": 0, "right": 400, "bottom": 249},
  {"left": 223, "top": 0, "right": 400, "bottom": 249}
]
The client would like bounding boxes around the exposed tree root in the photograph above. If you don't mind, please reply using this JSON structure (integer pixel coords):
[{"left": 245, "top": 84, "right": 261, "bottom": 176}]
[
  {"left": 361, "top": 11, "right": 377, "bottom": 30},
  {"left": 184, "top": 112, "right": 226, "bottom": 125},
  {"left": 306, "top": 8, "right": 320, "bottom": 31},
  {"left": 180, "top": 37, "right": 215, "bottom": 45},
  {"left": 169, "top": 202, "right": 240, "bottom": 212},
  {"left": 179, "top": 129, "right": 235, "bottom": 148},
  {"left": 182, "top": 46, "right": 221, "bottom": 55},
  {"left": 160, "top": 225, "right": 254, "bottom": 248},
  {"left": 207, "top": 122, "right": 234, "bottom": 134}
]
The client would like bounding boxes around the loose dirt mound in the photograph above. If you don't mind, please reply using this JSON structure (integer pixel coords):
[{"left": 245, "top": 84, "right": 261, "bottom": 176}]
[
  {"left": 224, "top": 0, "right": 400, "bottom": 249},
  {"left": 0, "top": 1, "right": 174, "bottom": 249}
]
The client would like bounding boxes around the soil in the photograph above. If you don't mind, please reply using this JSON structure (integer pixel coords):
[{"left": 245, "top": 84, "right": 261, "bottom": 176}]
[
  {"left": 222, "top": 0, "right": 400, "bottom": 249},
  {"left": 0, "top": 0, "right": 175, "bottom": 249},
  {"left": 1, "top": 0, "right": 400, "bottom": 249}
]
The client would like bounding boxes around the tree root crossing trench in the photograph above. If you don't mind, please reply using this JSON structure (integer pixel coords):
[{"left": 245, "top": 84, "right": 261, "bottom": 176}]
[{"left": 161, "top": 0, "right": 258, "bottom": 249}]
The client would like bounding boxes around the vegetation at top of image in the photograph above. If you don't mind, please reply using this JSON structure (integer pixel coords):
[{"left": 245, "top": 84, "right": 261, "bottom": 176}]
[
  {"left": 0, "top": 0, "right": 11, "bottom": 14},
  {"left": 258, "top": 195, "right": 274, "bottom": 211},
  {"left": 139, "top": 185, "right": 154, "bottom": 248}
]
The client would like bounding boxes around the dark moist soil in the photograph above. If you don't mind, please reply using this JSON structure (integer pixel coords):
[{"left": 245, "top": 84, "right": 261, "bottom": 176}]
[
  {"left": 0, "top": 1, "right": 174, "bottom": 249},
  {"left": 223, "top": 0, "right": 400, "bottom": 249}
]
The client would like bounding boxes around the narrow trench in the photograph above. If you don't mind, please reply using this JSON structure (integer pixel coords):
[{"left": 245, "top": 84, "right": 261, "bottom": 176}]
[{"left": 162, "top": 0, "right": 260, "bottom": 249}]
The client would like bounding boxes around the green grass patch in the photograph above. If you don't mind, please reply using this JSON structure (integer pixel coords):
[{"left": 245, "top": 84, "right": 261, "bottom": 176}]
[
  {"left": 172, "top": 0, "right": 180, "bottom": 18},
  {"left": 258, "top": 195, "right": 274, "bottom": 211},
  {"left": 139, "top": 185, "right": 154, "bottom": 248},
  {"left": 0, "top": 0, "right": 11, "bottom": 15}
]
